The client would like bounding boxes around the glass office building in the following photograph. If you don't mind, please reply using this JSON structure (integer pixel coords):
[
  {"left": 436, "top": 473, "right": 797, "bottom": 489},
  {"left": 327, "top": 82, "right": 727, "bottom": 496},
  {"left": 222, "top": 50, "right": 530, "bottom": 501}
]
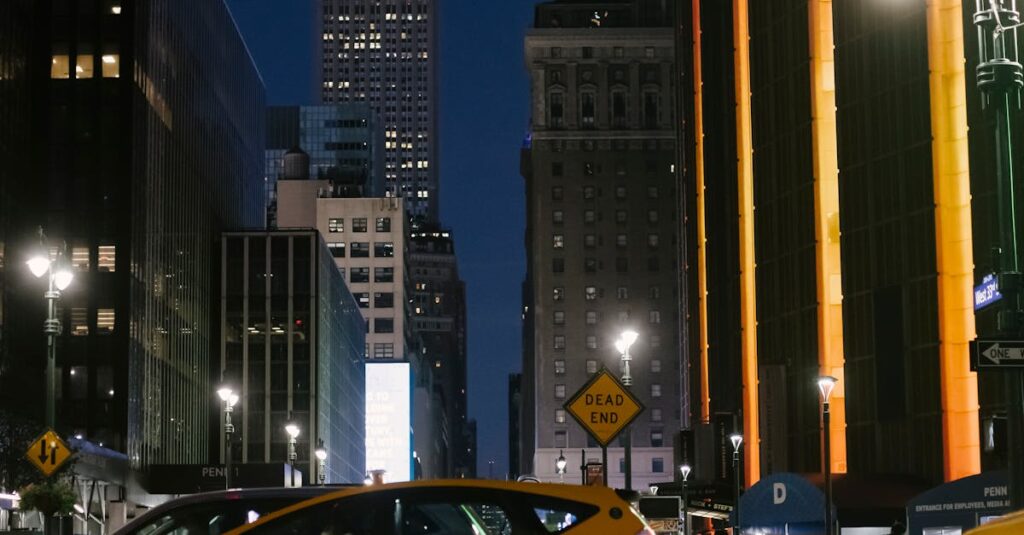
[
  {"left": 0, "top": 0, "right": 265, "bottom": 474},
  {"left": 220, "top": 231, "right": 366, "bottom": 484}
]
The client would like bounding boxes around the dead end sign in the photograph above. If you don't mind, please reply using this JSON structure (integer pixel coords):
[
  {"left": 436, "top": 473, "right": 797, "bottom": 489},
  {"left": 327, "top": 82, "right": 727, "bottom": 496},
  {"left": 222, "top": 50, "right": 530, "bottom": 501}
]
[{"left": 564, "top": 369, "right": 645, "bottom": 447}]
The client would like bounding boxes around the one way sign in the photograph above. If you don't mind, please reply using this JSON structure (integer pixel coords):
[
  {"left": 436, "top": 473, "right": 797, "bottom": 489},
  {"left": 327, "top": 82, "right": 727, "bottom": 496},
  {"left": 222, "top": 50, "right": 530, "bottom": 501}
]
[{"left": 973, "top": 340, "right": 1024, "bottom": 369}]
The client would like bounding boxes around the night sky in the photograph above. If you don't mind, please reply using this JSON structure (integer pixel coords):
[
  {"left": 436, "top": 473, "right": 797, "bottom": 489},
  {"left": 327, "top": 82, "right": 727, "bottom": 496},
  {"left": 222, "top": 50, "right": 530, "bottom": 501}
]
[{"left": 226, "top": 0, "right": 540, "bottom": 478}]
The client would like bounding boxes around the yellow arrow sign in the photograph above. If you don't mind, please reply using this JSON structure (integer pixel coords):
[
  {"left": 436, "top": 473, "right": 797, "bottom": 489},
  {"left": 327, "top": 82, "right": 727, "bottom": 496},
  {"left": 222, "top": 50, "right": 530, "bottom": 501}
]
[
  {"left": 565, "top": 369, "right": 645, "bottom": 447},
  {"left": 25, "top": 430, "right": 72, "bottom": 477}
]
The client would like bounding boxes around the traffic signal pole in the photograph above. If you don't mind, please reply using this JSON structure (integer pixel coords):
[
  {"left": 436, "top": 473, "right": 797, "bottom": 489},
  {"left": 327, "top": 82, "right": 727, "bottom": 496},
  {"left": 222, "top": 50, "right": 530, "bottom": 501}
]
[{"left": 974, "top": 0, "right": 1024, "bottom": 509}]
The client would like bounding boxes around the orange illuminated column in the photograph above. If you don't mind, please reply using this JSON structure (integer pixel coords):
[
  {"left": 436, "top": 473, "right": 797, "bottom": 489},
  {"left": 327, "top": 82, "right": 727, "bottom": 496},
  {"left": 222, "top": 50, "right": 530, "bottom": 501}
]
[
  {"left": 732, "top": 0, "right": 760, "bottom": 486},
  {"left": 807, "top": 0, "right": 848, "bottom": 475},
  {"left": 925, "top": 0, "right": 981, "bottom": 481},
  {"left": 692, "top": 0, "right": 711, "bottom": 425}
]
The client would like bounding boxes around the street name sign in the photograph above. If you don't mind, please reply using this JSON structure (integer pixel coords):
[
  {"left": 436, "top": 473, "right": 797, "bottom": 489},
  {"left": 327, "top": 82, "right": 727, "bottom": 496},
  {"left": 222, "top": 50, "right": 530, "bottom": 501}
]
[
  {"left": 564, "top": 369, "right": 645, "bottom": 447},
  {"left": 25, "top": 429, "right": 72, "bottom": 477},
  {"left": 974, "top": 274, "right": 1003, "bottom": 311},
  {"left": 973, "top": 340, "right": 1024, "bottom": 369}
]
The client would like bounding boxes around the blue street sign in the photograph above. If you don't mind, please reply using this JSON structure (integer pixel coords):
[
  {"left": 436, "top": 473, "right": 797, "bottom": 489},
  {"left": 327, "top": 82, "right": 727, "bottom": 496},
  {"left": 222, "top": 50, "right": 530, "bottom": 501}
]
[{"left": 974, "top": 274, "right": 1002, "bottom": 311}]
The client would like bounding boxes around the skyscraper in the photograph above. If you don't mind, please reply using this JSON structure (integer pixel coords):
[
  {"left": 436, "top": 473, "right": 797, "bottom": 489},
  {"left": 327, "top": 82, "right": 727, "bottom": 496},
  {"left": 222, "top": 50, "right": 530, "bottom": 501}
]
[
  {"left": 319, "top": 0, "right": 438, "bottom": 221},
  {"left": 521, "top": 0, "right": 681, "bottom": 488},
  {"left": 0, "top": 0, "right": 264, "bottom": 479}
]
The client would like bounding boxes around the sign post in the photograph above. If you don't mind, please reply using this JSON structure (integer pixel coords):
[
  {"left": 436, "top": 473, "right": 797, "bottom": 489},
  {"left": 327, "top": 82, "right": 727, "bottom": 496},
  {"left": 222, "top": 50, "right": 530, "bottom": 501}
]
[
  {"left": 25, "top": 430, "right": 72, "bottom": 477},
  {"left": 564, "top": 369, "right": 645, "bottom": 484}
]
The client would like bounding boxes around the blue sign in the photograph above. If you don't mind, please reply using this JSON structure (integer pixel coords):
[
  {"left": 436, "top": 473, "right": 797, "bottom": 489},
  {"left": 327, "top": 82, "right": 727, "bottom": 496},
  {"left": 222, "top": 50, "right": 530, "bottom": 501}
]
[{"left": 974, "top": 274, "right": 1002, "bottom": 311}]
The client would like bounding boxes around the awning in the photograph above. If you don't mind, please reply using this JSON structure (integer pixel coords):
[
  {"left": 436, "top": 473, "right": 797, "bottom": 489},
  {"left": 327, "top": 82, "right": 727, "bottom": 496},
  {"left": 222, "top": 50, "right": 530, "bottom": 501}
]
[{"left": 906, "top": 471, "right": 1010, "bottom": 535}]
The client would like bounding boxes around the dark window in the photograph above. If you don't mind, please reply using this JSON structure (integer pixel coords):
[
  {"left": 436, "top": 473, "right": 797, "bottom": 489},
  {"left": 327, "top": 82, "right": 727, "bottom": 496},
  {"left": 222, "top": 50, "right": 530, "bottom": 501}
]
[
  {"left": 553, "top": 311, "right": 565, "bottom": 325},
  {"left": 553, "top": 210, "right": 564, "bottom": 224},
  {"left": 615, "top": 186, "right": 627, "bottom": 199},
  {"left": 581, "top": 92, "right": 595, "bottom": 128},
  {"left": 549, "top": 92, "right": 564, "bottom": 128},
  {"left": 875, "top": 286, "right": 906, "bottom": 420},
  {"left": 584, "top": 234, "right": 597, "bottom": 249},
  {"left": 374, "top": 242, "right": 394, "bottom": 257},
  {"left": 582, "top": 46, "right": 593, "bottom": 59},
  {"left": 374, "top": 267, "right": 394, "bottom": 282},
  {"left": 352, "top": 218, "right": 368, "bottom": 232},
  {"left": 648, "top": 257, "right": 660, "bottom": 272},
  {"left": 374, "top": 318, "right": 394, "bottom": 333},
  {"left": 328, "top": 242, "right": 346, "bottom": 258},
  {"left": 374, "top": 292, "right": 394, "bottom": 308},
  {"left": 643, "top": 91, "right": 659, "bottom": 128},
  {"left": 612, "top": 91, "right": 627, "bottom": 128},
  {"left": 583, "top": 186, "right": 596, "bottom": 200},
  {"left": 350, "top": 268, "right": 370, "bottom": 283},
  {"left": 552, "top": 186, "right": 563, "bottom": 200},
  {"left": 552, "top": 162, "right": 563, "bottom": 177},
  {"left": 616, "top": 257, "right": 628, "bottom": 272},
  {"left": 375, "top": 217, "right": 391, "bottom": 232},
  {"left": 552, "top": 258, "right": 564, "bottom": 273},
  {"left": 584, "top": 258, "right": 598, "bottom": 272},
  {"left": 350, "top": 242, "right": 370, "bottom": 257},
  {"left": 584, "top": 210, "right": 596, "bottom": 224},
  {"left": 616, "top": 210, "right": 628, "bottom": 224},
  {"left": 583, "top": 162, "right": 595, "bottom": 176},
  {"left": 652, "top": 457, "right": 664, "bottom": 472}
]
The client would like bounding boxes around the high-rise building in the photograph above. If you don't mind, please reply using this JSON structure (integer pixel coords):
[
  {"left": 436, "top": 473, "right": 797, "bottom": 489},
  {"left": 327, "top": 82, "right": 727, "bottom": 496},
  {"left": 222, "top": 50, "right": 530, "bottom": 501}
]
[
  {"left": 318, "top": 0, "right": 439, "bottom": 221},
  {"left": 265, "top": 105, "right": 385, "bottom": 227},
  {"left": 679, "top": 0, "right": 1008, "bottom": 506},
  {"left": 218, "top": 231, "right": 366, "bottom": 484},
  {"left": 0, "top": 0, "right": 264, "bottom": 487},
  {"left": 521, "top": 0, "right": 680, "bottom": 488},
  {"left": 409, "top": 225, "right": 470, "bottom": 477},
  {"left": 509, "top": 373, "right": 522, "bottom": 479}
]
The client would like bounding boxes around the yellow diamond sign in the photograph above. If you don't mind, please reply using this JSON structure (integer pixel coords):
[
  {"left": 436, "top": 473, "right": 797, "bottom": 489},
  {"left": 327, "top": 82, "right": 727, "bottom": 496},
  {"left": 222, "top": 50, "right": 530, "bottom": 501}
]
[
  {"left": 565, "top": 369, "right": 645, "bottom": 447},
  {"left": 25, "top": 429, "right": 72, "bottom": 477}
]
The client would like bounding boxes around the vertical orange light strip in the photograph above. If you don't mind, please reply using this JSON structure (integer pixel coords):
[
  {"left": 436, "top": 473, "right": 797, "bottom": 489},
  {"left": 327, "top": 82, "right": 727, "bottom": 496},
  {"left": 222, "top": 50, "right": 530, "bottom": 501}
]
[
  {"left": 732, "top": 0, "right": 760, "bottom": 485},
  {"left": 692, "top": 0, "right": 711, "bottom": 425},
  {"left": 924, "top": 0, "right": 981, "bottom": 481},
  {"left": 807, "top": 0, "right": 848, "bottom": 475}
]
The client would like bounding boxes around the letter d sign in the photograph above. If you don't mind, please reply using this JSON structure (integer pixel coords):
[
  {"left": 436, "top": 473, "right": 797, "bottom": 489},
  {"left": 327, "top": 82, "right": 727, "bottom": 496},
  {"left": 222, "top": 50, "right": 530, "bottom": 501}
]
[{"left": 773, "top": 483, "right": 787, "bottom": 505}]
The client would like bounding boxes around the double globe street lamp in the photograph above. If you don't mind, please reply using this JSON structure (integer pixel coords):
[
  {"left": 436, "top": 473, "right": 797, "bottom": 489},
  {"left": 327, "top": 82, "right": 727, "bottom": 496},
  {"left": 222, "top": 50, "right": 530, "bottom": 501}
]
[
  {"left": 285, "top": 420, "right": 300, "bottom": 487},
  {"left": 216, "top": 386, "right": 239, "bottom": 489},
  {"left": 26, "top": 229, "right": 74, "bottom": 429},
  {"left": 315, "top": 440, "right": 328, "bottom": 486}
]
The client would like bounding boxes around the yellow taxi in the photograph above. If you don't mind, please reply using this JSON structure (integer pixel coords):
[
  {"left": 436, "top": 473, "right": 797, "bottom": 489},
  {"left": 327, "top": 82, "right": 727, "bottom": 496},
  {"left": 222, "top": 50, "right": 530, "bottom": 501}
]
[
  {"left": 225, "top": 479, "right": 655, "bottom": 535},
  {"left": 966, "top": 509, "right": 1024, "bottom": 535}
]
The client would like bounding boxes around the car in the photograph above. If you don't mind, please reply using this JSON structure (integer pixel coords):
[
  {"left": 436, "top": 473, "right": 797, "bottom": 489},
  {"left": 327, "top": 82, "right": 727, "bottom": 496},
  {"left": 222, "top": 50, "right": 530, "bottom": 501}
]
[
  {"left": 116, "top": 486, "right": 356, "bottom": 535},
  {"left": 967, "top": 509, "right": 1024, "bottom": 535},
  {"left": 224, "top": 479, "right": 656, "bottom": 535}
]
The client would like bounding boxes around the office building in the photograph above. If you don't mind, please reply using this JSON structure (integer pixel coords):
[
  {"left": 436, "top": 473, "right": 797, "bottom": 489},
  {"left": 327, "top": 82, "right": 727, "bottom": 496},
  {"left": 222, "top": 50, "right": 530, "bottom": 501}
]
[
  {"left": 265, "top": 104, "right": 385, "bottom": 227},
  {"left": 0, "top": 0, "right": 264, "bottom": 484},
  {"left": 678, "top": 0, "right": 1008, "bottom": 511},
  {"left": 409, "top": 225, "right": 471, "bottom": 477},
  {"left": 509, "top": 373, "right": 522, "bottom": 479},
  {"left": 521, "top": 0, "right": 680, "bottom": 488},
  {"left": 218, "top": 230, "right": 366, "bottom": 484},
  {"left": 319, "top": 0, "right": 439, "bottom": 221}
]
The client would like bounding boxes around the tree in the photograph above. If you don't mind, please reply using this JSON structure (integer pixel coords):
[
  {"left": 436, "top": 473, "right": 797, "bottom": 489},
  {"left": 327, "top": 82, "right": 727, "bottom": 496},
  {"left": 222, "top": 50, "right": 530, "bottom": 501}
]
[{"left": 17, "top": 480, "right": 76, "bottom": 517}]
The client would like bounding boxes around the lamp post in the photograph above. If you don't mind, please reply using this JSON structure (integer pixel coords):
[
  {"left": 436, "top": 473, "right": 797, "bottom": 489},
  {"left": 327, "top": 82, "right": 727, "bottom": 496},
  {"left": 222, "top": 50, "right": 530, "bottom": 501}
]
[
  {"left": 556, "top": 450, "right": 567, "bottom": 482},
  {"left": 973, "top": 0, "right": 1024, "bottom": 510},
  {"left": 730, "top": 433, "right": 743, "bottom": 535},
  {"left": 26, "top": 229, "right": 74, "bottom": 430},
  {"left": 680, "top": 464, "right": 691, "bottom": 535},
  {"left": 580, "top": 449, "right": 587, "bottom": 485},
  {"left": 285, "top": 420, "right": 300, "bottom": 487},
  {"left": 818, "top": 376, "right": 838, "bottom": 535},
  {"left": 315, "top": 440, "right": 327, "bottom": 486},
  {"left": 614, "top": 329, "right": 639, "bottom": 491},
  {"left": 216, "top": 386, "right": 239, "bottom": 489}
]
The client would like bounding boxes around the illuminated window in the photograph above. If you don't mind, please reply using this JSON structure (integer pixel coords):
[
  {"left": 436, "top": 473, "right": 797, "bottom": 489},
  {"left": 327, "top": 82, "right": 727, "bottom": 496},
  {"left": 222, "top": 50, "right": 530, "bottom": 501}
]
[
  {"left": 554, "top": 384, "right": 566, "bottom": 399},
  {"left": 51, "top": 55, "right": 71, "bottom": 79},
  {"left": 585, "top": 311, "right": 597, "bottom": 325},
  {"left": 97, "top": 309, "right": 115, "bottom": 334},
  {"left": 553, "top": 335, "right": 565, "bottom": 349},
  {"left": 328, "top": 242, "right": 346, "bottom": 258},
  {"left": 554, "top": 360, "right": 565, "bottom": 374},
  {"left": 373, "top": 343, "right": 394, "bottom": 358},
  {"left": 553, "top": 311, "right": 564, "bottom": 325},
  {"left": 616, "top": 234, "right": 627, "bottom": 248},
  {"left": 651, "top": 408, "right": 663, "bottom": 422},
  {"left": 328, "top": 218, "right": 344, "bottom": 232},
  {"left": 110, "top": 5, "right": 122, "bottom": 14},
  {"left": 552, "top": 235, "right": 564, "bottom": 249},
  {"left": 651, "top": 384, "right": 662, "bottom": 398},
  {"left": 555, "top": 410, "right": 566, "bottom": 424},
  {"left": 75, "top": 55, "right": 94, "bottom": 79},
  {"left": 553, "top": 287, "right": 564, "bottom": 301},
  {"left": 586, "top": 335, "right": 597, "bottom": 349},
  {"left": 375, "top": 217, "right": 391, "bottom": 232},
  {"left": 585, "top": 286, "right": 598, "bottom": 301},
  {"left": 586, "top": 360, "right": 598, "bottom": 374},
  {"left": 72, "top": 247, "right": 90, "bottom": 271},
  {"left": 71, "top": 308, "right": 88, "bottom": 336},
  {"left": 101, "top": 54, "right": 119, "bottom": 78},
  {"left": 98, "top": 245, "right": 115, "bottom": 272}
]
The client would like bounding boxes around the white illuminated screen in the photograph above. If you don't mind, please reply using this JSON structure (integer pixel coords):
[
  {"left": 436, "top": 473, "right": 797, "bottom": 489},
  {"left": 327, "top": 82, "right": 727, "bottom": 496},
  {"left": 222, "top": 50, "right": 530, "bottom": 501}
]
[{"left": 365, "top": 362, "right": 412, "bottom": 482}]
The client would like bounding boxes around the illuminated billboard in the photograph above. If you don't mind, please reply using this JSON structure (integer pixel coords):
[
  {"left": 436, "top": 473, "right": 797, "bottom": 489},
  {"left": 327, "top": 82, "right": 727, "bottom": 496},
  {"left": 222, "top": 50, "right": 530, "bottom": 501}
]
[{"left": 365, "top": 362, "right": 412, "bottom": 482}]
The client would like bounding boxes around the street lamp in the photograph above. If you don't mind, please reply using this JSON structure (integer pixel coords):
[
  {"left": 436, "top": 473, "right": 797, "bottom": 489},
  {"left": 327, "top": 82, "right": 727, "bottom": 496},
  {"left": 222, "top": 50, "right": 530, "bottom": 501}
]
[
  {"left": 26, "top": 229, "right": 73, "bottom": 429},
  {"left": 730, "top": 433, "right": 743, "bottom": 535},
  {"left": 217, "top": 386, "right": 239, "bottom": 489},
  {"left": 614, "top": 329, "right": 639, "bottom": 491},
  {"left": 285, "top": 419, "right": 300, "bottom": 487},
  {"left": 315, "top": 440, "right": 328, "bottom": 486},
  {"left": 680, "top": 464, "right": 691, "bottom": 535},
  {"left": 818, "top": 375, "right": 838, "bottom": 535},
  {"left": 555, "top": 450, "right": 567, "bottom": 482}
]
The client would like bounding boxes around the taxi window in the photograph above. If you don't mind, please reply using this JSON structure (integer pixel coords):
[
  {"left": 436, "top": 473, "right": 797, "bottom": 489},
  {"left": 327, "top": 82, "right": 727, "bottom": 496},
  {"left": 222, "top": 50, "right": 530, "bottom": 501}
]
[{"left": 131, "top": 498, "right": 301, "bottom": 535}]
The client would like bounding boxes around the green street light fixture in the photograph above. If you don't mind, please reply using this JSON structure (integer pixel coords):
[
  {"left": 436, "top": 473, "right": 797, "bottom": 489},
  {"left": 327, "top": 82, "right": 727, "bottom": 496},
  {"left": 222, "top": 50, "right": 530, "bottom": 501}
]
[
  {"left": 26, "top": 228, "right": 73, "bottom": 429},
  {"left": 614, "top": 329, "right": 639, "bottom": 491},
  {"left": 818, "top": 376, "right": 838, "bottom": 535}
]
